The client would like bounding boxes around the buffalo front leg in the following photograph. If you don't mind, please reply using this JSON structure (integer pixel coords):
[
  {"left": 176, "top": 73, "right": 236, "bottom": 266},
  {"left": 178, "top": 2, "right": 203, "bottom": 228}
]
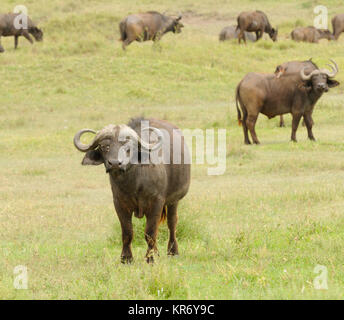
[
  {"left": 0, "top": 36, "right": 4, "bottom": 53},
  {"left": 114, "top": 203, "right": 134, "bottom": 264},
  {"left": 14, "top": 36, "right": 19, "bottom": 49},
  {"left": 291, "top": 112, "right": 302, "bottom": 142},
  {"left": 122, "top": 38, "right": 133, "bottom": 50},
  {"left": 145, "top": 200, "right": 164, "bottom": 263},
  {"left": 246, "top": 114, "right": 260, "bottom": 144},
  {"left": 22, "top": 31, "right": 33, "bottom": 44},
  {"left": 279, "top": 115, "right": 285, "bottom": 127},
  {"left": 167, "top": 203, "right": 179, "bottom": 256},
  {"left": 303, "top": 112, "right": 316, "bottom": 141}
]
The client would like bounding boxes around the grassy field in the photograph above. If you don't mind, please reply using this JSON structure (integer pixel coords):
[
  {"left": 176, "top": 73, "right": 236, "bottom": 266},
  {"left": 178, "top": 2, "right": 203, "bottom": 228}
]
[{"left": 1, "top": 0, "right": 344, "bottom": 299}]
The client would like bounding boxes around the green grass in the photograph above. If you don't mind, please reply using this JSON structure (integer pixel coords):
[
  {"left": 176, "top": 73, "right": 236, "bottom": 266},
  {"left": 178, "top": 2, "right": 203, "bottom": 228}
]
[{"left": 1, "top": 0, "right": 344, "bottom": 299}]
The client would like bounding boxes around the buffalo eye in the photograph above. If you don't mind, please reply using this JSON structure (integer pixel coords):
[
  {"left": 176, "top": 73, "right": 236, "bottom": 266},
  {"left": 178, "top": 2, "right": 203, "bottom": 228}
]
[{"left": 100, "top": 145, "right": 110, "bottom": 153}]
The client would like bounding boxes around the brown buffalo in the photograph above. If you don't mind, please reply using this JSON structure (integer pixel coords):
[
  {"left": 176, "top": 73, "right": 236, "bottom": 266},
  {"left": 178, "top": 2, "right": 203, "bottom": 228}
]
[
  {"left": 236, "top": 60, "right": 339, "bottom": 144},
  {"left": 291, "top": 26, "right": 334, "bottom": 43},
  {"left": 119, "top": 11, "right": 184, "bottom": 50},
  {"left": 0, "top": 13, "right": 43, "bottom": 52},
  {"left": 274, "top": 59, "right": 319, "bottom": 127},
  {"left": 219, "top": 25, "right": 256, "bottom": 42},
  {"left": 332, "top": 14, "right": 344, "bottom": 40},
  {"left": 74, "top": 117, "right": 190, "bottom": 263},
  {"left": 236, "top": 10, "right": 278, "bottom": 44}
]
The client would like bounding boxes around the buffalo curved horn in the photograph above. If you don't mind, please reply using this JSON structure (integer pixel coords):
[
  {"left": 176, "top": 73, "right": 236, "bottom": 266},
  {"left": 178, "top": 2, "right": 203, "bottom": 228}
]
[
  {"left": 321, "top": 59, "right": 338, "bottom": 78},
  {"left": 140, "top": 126, "right": 163, "bottom": 151},
  {"left": 119, "top": 125, "right": 163, "bottom": 151},
  {"left": 300, "top": 68, "right": 319, "bottom": 81},
  {"left": 73, "top": 129, "right": 97, "bottom": 152}
]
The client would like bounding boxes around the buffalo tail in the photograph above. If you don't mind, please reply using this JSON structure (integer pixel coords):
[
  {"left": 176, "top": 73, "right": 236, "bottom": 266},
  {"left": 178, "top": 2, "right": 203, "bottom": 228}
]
[
  {"left": 236, "top": 84, "right": 243, "bottom": 126},
  {"left": 159, "top": 205, "right": 167, "bottom": 225}
]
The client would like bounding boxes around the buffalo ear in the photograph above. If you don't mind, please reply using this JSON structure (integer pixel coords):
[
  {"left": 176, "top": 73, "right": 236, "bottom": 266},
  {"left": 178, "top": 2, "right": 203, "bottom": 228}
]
[
  {"left": 82, "top": 150, "right": 103, "bottom": 166},
  {"left": 327, "top": 79, "right": 340, "bottom": 88}
]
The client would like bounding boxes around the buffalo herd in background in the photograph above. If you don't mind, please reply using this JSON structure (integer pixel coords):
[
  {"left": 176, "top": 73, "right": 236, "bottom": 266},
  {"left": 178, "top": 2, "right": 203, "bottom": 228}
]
[{"left": 0, "top": 7, "right": 342, "bottom": 263}]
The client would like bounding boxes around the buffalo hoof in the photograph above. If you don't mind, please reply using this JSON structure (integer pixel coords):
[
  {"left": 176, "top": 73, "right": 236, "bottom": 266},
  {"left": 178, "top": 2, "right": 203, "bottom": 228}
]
[
  {"left": 146, "top": 255, "right": 154, "bottom": 264},
  {"left": 0, "top": 47, "right": 4, "bottom": 53},
  {"left": 279, "top": 123, "right": 285, "bottom": 128},
  {"left": 121, "top": 256, "right": 133, "bottom": 264}
]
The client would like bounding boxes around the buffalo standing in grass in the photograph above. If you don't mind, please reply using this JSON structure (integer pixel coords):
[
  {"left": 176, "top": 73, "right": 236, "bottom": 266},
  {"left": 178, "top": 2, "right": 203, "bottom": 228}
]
[
  {"left": 74, "top": 118, "right": 190, "bottom": 263},
  {"left": 275, "top": 59, "right": 319, "bottom": 127},
  {"left": 236, "top": 60, "right": 339, "bottom": 144},
  {"left": 119, "top": 11, "right": 184, "bottom": 50},
  {"left": 291, "top": 26, "right": 334, "bottom": 43},
  {"left": 332, "top": 14, "right": 344, "bottom": 40},
  {"left": 0, "top": 13, "right": 43, "bottom": 52},
  {"left": 219, "top": 25, "right": 256, "bottom": 42},
  {"left": 236, "top": 10, "right": 278, "bottom": 44}
]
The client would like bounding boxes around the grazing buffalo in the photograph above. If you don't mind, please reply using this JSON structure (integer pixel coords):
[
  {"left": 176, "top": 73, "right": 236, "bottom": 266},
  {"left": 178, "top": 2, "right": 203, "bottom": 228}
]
[
  {"left": 219, "top": 25, "right": 256, "bottom": 42},
  {"left": 119, "top": 11, "right": 184, "bottom": 50},
  {"left": 274, "top": 59, "right": 319, "bottom": 127},
  {"left": 236, "top": 60, "right": 339, "bottom": 144},
  {"left": 291, "top": 26, "right": 334, "bottom": 43},
  {"left": 332, "top": 14, "right": 344, "bottom": 40},
  {"left": 74, "top": 118, "right": 190, "bottom": 263},
  {"left": 0, "top": 13, "right": 43, "bottom": 52},
  {"left": 236, "top": 10, "right": 278, "bottom": 44}
]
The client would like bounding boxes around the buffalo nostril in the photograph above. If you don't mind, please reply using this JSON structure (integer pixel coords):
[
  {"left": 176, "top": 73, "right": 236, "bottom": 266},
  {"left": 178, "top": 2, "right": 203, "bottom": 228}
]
[{"left": 108, "top": 160, "right": 121, "bottom": 167}]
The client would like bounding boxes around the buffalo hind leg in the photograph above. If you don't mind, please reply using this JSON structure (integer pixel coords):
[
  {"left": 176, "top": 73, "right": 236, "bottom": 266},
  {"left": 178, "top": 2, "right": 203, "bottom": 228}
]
[
  {"left": 279, "top": 115, "right": 285, "bottom": 127},
  {"left": 303, "top": 112, "right": 316, "bottom": 141},
  {"left": 242, "top": 110, "right": 251, "bottom": 144},
  {"left": 246, "top": 114, "right": 260, "bottom": 144},
  {"left": 238, "top": 30, "right": 246, "bottom": 44},
  {"left": 145, "top": 200, "right": 164, "bottom": 263},
  {"left": 291, "top": 112, "right": 302, "bottom": 142},
  {"left": 167, "top": 203, "right": 179, "bottom": 256}
]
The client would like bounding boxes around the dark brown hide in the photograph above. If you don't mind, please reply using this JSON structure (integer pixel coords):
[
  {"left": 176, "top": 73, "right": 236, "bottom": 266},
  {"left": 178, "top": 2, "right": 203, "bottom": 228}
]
[
  {"left": 219, "top": 25, "right": 256, "bottom": 42},
  {"left": 0, "top": 13, "right": 43, "bottom": 52},
  {"left": 236, "top": 61, "right": 339, "bottom": 144},
  {"left": 291, "top": 26, "right": 334, "bottom": 43},
  {"left": 332, "top": 14, "right": 344, "bottom": 40},
  {"left": 74, "top": 118, "right": 191, "bottom": 264},
  {"left": 236, "top": 10, "right": 278, "bottom": 44},
  {"left": 119, "top": 11, "right": 184, "bottom": 50}
]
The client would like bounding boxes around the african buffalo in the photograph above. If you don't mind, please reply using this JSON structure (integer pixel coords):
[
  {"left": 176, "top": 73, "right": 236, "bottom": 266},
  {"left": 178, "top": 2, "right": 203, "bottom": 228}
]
[
  {"left": 274, "top": 59, "right": 319, "bottom": 127},
  {"left": 119, "top": 11, "right": 184, "bottom": 50},
  {"left": 74, "top": 117, "right": 190, "bottom": 263},
  {"left": 236, "top": 10, "right": 278, "bottom": 44},
  {"left": 236, "top": 60, "right": 339, "bottom": 144},
  {"left": 219, "top": 25, "right": 256, "bottom": 42},
  {"left": 291, "top": 26, "right": 334, "bottom": 43},
  {"left": 0, "top": 13, "right": 43, "bottom": 52},
  {"left": 332, "top": 14, "right": 344, "bottom": 40}
]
